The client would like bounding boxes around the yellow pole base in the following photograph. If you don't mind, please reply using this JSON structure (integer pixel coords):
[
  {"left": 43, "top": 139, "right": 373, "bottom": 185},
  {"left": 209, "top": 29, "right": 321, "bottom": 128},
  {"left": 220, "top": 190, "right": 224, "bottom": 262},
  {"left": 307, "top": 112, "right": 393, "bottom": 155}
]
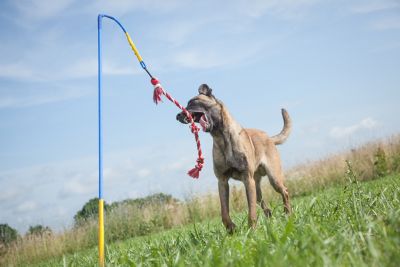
[{"left": 99, "top": 199, "right": 105, "bottom": 267}]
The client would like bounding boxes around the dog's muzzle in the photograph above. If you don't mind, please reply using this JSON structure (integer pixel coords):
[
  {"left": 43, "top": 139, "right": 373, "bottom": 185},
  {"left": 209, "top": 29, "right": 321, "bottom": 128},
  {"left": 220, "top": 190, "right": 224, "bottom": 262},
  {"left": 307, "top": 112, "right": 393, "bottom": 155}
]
[
  {"left": 176, "top": 112, "right": 189, "bottom": 124},
  {"left": 176, "top": 111, "right": 210, "bottom": 132}
]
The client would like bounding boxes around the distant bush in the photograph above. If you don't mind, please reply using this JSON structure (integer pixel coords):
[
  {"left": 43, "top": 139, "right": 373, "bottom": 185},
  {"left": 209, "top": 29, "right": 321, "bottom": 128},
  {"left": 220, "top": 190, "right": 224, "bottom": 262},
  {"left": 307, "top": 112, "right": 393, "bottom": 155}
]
[
  {"left": 0, "top": 224, "right": 18, "bottom": 246},
  {"left": 110, "top": 192, "right": 179, "bottom": 210},
  {"left": 374, "top": 147, "right": 388, "bottom": 177},
  {"left": 74, "top": 193, "right": 179, "bottom": 227},
  {"left": 0, "top": 224, "right": 19, "bottom": 256},
  {"left": 74, "top": 198, "right": 111, "bottom": 226},
  {"left": 27, "top": 225, "right": 52, "bottom": 237}
]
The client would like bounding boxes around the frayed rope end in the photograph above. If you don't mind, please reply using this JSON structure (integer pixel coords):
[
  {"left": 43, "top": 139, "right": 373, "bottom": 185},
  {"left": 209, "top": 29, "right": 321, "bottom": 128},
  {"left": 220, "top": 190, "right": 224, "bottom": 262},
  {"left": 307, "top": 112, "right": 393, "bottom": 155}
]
[
  {"left": 188, "top": 166, "right": 201, "bottom": 179},
  {"left": 151, "top": 78, "right": 163, "bottom": 104},
  {"left": 153, "top": 87, "right": 163, "bottom": 104},
  {"left": 187, "top": 158, "right": 204, "bottom": 179}
]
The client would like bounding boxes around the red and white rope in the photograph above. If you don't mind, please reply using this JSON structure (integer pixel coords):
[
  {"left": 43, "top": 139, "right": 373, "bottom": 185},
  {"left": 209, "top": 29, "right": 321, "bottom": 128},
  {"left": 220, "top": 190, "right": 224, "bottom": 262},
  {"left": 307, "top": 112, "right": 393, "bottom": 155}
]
[{"left": 151, "top": 78, "right": 204, "bottom": 178}]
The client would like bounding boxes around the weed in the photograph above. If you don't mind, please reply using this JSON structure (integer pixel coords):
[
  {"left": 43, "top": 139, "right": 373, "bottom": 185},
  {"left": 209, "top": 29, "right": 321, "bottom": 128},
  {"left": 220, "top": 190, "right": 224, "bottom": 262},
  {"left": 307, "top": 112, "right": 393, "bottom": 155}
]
[{"left": 374, "top": 147, "right": 388, "bottom": 178}]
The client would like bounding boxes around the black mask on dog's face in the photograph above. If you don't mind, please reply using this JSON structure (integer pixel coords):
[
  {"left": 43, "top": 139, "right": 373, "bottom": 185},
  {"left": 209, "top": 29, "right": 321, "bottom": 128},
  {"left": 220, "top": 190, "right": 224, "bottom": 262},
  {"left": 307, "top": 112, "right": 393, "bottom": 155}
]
[{"left": 176, "top": 84, "right": 222, "bottom": 133}]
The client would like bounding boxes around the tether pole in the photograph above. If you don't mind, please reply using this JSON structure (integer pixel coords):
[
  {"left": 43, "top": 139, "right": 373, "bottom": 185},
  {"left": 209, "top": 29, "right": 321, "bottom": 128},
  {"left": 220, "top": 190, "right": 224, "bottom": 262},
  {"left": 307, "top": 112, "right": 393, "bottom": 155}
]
[
  {"left": 96, "top": 13, "right": 140, "bottom": 267},
  {"left": 96, "top": 13, "right": 206, "bottom": 265},
  {"left": 97, "top": 14, "right": 105, "bottom": 267}
]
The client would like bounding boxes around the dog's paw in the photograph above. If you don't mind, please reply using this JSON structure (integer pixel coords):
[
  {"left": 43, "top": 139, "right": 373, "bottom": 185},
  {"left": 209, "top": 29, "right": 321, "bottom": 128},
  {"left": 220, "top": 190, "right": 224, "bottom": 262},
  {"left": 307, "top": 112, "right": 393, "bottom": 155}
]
[
  {"left": 264, "top": 208, "right": 272, "bottom": 218},
  {"left": 248, "top": 218, "right": 257, "bottom": 229},
  {"left": 226, "top": 222, "right": 236, "bottom": 235}
]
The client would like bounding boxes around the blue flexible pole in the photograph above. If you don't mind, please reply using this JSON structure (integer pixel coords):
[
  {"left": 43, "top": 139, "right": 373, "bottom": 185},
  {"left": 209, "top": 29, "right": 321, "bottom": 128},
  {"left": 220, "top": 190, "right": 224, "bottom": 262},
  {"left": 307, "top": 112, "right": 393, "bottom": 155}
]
[
  {"left": 98, "top": 14, "right": 103, "bottom": 200},
  {"left": 98, "top": 13, "right": 154, "bottom": 201},
  {"left": 102, "top": 14, "right": 127, "bottom": 33}
]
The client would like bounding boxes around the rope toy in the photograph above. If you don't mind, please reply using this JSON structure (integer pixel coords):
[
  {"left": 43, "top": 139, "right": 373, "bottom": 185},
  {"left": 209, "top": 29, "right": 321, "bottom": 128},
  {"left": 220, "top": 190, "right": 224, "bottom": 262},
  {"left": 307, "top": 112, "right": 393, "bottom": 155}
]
[
  {"left": 151, "top": 78, "right": 204, "bottom": 178},
  {"left": 98, "top": 15, "right": 204, "bottom": 178}
]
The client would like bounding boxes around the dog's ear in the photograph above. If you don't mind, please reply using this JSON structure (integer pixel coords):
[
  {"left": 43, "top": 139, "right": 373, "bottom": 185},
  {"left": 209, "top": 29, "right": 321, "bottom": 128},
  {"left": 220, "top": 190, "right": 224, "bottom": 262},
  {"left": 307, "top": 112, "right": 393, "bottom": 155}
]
[{"left": 198, "top": 84, "right": 213, "bottom": 97}]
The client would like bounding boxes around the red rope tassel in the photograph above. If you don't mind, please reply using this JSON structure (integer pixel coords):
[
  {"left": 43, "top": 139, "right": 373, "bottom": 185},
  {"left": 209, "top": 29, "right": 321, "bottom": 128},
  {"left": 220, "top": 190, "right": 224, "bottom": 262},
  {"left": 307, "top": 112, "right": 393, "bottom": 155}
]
[
  {"left": 151, "top": 78, "right": 164, "bottom": 104},
  {"left": 188, "top": 166, "right": 200, "bottom": 179}
]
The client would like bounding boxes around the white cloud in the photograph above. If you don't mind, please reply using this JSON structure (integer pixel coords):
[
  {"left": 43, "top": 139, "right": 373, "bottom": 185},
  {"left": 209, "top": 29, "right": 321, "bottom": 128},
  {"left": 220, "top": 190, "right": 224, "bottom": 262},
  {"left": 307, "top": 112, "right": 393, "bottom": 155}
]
[
  {"left": 16, "top": 201, "right": 37, "bottom": 213},
  {"left": 64, "top": 58, "right": 141, "bottom": 79},
  {"left": 349, "top": 0, "right": 400, "bottom": 31},
  {"left": 236, "top": 0, "right": 320, "bottom": 19},
  {"left": 370, "top": 16, "right": 400, "bottom": 30},
  {"left": 172, "top": 39, "right": 266, "bottom": 70},
  {"left": 12, "top": 0, "right": 76, "bottom": 21},
  {"left": 0, "top": 58, "right": 141, "bottom": 83},
  {"left": 59, "top": 179, "right": 93, "bottom": 199},
  {"left": 350, "top": 0, "right": 400, "bottom": 14},
  {"left": 330, "top": 117, "right": 378, "bottom": 139},
  {"left": 173, "top": 49, "right": 224, "bottom": 69},
  {"left": 0, "top": 86, "right": 90, "bottom": 109},
  {"left": 103, "top": 62, "right": 140, "bottom": 76},
  {"left": 88, "top": 0, "right": 182, "bottom": 16},
  {"left": 0, "top": 62, "right": 40, "bottom": 81},
  {"left": 62, "top": 58, "right": 97, "bottom": 79},
  {"left": 137, "top": 168, "right": 151, "bottom": 178},
  {"left": 157, "top": 20, "right": 212, "bottom": 47},
  {"left": 0, "top": 187, "right": 26, "bottom": 202}
]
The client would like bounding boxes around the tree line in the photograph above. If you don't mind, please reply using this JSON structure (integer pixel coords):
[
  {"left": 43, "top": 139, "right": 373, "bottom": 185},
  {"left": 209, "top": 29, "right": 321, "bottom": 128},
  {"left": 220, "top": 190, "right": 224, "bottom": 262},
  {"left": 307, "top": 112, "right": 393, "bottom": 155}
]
[{"left": 1, "top": 193, "right": 177, "bottom": 251}]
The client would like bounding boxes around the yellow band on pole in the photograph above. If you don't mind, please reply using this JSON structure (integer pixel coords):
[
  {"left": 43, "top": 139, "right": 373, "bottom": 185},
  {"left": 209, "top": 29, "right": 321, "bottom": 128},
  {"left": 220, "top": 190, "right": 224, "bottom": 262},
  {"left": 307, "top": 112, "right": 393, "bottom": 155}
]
[
  {"left": 98, "top": 199, "right": 105, "bottom": 267},
  {"left": 125, "top": 32, "right": 143, "bottom": 63}
]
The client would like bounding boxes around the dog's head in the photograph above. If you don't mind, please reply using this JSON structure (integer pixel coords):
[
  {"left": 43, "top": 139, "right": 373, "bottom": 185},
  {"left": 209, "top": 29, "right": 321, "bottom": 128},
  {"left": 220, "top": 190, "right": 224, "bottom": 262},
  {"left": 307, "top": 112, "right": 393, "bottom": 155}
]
[{"left": 176, "top": 84, "right": 222, "bottom": 133}]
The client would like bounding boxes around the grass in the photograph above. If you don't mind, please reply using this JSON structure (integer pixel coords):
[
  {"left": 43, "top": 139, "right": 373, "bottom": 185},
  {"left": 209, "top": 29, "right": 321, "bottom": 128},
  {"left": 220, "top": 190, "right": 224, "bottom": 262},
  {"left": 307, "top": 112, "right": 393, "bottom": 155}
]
[
  {"left": 2, "top": 135, "right": 400, "bottom": 266},
  {"left": 33, "top": 173, "right": 400, "bottom": 267}
]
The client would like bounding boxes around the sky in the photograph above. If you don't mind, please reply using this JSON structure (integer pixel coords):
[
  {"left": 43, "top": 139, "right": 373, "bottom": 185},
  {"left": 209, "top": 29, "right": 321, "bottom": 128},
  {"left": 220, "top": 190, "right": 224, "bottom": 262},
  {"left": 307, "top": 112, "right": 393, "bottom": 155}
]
[{"left": 0, "top": 0, "right": 399, "bottom": 233}]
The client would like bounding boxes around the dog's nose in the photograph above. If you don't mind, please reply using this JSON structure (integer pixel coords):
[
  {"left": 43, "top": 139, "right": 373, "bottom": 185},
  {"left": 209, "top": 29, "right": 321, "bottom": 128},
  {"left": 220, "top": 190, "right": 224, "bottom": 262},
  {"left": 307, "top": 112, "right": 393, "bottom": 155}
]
[
  {"left": 176, "top": 112, "right": 184, "bottom": 122},
  {"left": 176, "top": 112, "right": 188, "bottom": 124}
]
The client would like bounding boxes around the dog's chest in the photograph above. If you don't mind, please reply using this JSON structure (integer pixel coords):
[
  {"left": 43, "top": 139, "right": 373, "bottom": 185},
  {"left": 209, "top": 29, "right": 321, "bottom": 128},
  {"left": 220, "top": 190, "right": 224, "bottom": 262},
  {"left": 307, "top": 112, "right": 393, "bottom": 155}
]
[{"left": 213, "top": 143, "right": 248, "bottom": 179}]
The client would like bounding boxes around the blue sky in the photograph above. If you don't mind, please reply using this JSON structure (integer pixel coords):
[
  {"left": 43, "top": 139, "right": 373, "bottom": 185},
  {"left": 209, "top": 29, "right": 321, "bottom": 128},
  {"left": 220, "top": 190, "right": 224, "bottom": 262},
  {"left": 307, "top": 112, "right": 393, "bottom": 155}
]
[{"left": 0, "top": 0, "right": 399, "bottom": 233}]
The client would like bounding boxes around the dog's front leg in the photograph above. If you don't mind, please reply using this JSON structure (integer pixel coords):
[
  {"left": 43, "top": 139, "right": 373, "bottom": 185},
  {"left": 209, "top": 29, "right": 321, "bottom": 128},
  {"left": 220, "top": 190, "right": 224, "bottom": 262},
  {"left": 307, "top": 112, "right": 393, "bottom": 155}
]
[
  {"left": 243, "top": 175, "right": 257, "bottom": 228},
  {"left": 218, "top": 177, "right": 235, "bottom": 233}
]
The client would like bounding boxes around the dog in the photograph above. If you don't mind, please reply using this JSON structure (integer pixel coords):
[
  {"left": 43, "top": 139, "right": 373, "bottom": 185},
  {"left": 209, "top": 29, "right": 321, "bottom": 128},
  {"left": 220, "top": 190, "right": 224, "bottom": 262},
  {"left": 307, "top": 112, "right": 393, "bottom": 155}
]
[{"left": 176, "top": 84, "right": 292, "bottom": 233}]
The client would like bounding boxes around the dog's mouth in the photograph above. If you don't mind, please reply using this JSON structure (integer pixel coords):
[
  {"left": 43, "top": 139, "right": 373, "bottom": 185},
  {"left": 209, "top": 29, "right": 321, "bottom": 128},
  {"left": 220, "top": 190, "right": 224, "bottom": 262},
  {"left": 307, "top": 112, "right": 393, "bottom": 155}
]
[{"left": 177, "top": 110, "right": 211, "bottom": 132}]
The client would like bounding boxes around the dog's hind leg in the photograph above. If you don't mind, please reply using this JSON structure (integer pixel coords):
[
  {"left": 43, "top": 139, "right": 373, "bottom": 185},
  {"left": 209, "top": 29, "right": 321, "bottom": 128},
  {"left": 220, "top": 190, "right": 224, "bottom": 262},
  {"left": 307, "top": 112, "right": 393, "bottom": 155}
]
[
  {"left": 218, "top": 177, "right": 236, "bottom": 233},
  {"left": 264, "top": 164, "right": 291, "bottom": 214},
  {"left": 255, "top": 175, "right": 272, "bottom": 217}
]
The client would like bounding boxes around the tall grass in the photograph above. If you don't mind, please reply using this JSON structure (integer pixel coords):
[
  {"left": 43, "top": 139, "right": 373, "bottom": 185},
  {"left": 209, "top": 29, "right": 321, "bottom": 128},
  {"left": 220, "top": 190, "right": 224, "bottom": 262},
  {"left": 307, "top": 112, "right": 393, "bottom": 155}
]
[
  {"left": 1, "top": 195, "right": 222, "bottom": 266},
  {"left": 1, "top": 135, "right": 399, "bottom": 266},
  {"left": 36, "top": 174, "right": 400, "bottom": 266},
  {"left": 285, "top": 134, "right": 400, "bottom": 196}
]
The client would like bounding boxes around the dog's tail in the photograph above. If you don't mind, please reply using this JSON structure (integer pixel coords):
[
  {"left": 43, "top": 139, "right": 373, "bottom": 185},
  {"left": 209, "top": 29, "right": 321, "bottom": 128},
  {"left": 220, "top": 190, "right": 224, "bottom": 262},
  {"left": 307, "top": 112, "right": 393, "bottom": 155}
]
[{"left": 271, "top": 109, "right": 292, "bottom": 145}]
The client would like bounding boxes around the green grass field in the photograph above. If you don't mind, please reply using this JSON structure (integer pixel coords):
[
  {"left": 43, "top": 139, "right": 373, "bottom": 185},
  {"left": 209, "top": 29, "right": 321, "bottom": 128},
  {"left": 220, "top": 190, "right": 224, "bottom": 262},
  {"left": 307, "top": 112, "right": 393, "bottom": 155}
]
[{"left": 34, "top": 174, "right": 399, "bottom": 267}]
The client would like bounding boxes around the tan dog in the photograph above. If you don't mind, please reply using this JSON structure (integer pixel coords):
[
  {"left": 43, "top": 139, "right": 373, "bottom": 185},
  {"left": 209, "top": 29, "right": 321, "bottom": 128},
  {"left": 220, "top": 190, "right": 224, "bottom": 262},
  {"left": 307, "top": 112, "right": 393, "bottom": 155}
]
[{"left": 177, "top": 84, "right": 291, "bottom": 233}]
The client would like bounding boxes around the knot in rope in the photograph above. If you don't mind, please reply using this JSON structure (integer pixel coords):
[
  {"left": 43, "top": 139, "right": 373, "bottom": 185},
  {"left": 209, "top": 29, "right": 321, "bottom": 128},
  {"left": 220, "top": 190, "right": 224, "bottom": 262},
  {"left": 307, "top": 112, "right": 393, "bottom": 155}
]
[
  {"left": 188, "top": 157, "right": 204, "bottom": 179},
  {"left": 190, "top": 124, "right": 200, "bottom": 134},
  {"left": 196, "top": 157, "right": 204, "bottom": 167}
]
